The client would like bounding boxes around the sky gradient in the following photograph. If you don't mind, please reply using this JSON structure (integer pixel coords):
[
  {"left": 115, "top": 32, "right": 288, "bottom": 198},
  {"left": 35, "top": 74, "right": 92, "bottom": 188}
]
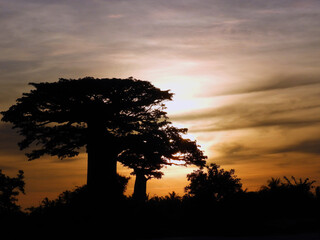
[{"left": 1, "top": 0, "right": 320, "bottom": 209}]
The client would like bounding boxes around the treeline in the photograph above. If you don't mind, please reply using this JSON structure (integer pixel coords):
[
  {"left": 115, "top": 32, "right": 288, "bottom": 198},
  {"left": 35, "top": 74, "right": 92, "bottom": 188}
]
[{"left": 0, "top": 166, "right": 319, "bottom": 238}]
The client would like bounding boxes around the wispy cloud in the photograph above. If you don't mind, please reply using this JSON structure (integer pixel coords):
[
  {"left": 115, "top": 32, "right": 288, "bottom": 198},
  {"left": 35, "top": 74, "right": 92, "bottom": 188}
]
[
  {"left": 210, "top": 141, "right": 264, "bottom": 165},
  {"left": 107, "top": 14, "right": 124, "bottom": 19},
  {"left": 173, "top": 100, "right": 320, "bottom": 133},
  {"left": 193, "top": 119, "right": 320, "bottom": 133},
  {"left": 200, "top": 75, "right": 320, "bottom": 97},
  {"left": 274, "top": 138, "right": 320, "bottom": 155},
  {"left": 0, "top": 123, "right": 23, "bottom": 156}
]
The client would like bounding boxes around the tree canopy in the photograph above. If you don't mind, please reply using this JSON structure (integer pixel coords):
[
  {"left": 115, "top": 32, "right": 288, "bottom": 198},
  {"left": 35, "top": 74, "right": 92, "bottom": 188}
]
[
  {"left": 1, "top": 77, "right": 174, "bottom": 197},
  {"left": 1, "top": 77, "right": 172, "bottom": 161},
  {"left": 119, "top": 125, "right": 207, "bottom": 180}
]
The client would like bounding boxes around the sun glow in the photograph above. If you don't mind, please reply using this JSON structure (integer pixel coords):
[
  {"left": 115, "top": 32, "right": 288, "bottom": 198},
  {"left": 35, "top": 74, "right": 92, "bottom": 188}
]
[
  {"left": 168, "top": 159, "right": 186, "bottom": 165},
  {"left": 168, "top": 152, "right": 188, "bottom": 166}
]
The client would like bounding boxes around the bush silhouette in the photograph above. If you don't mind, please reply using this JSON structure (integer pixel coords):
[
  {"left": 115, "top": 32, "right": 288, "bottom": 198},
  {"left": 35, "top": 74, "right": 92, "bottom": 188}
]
[
  {"left": 0, "top": 169, "right": 25, "bottom": 216},
  {"left": 260, "top": 176, "right": 316, "bottom": 202},
  {"left": 22, "top": 170, "right": 320, "bottom": 237},
  {"left": 185, "top": 163, "right": 243, "bottom": 202},
  {"left": 28, "top": 174, "right": 130, "bottom": 218}
]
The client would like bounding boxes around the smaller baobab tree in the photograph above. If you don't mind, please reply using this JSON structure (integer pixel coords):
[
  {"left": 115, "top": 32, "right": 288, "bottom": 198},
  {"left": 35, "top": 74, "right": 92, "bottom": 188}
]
[{"left": 118, "top": 124, "right": 207, "bottom": 202}]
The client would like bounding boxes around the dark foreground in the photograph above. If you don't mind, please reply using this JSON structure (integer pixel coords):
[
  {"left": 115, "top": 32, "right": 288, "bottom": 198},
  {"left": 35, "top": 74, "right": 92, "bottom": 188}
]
[
  {"left": 2, "top": 210, "right": 319, "bottom": 239},
  {"left": 2, "top": 185, "right": 320, "bottom": 239},
  {"left": 153, "top": 233, "right": 320, "bottom": 240}
]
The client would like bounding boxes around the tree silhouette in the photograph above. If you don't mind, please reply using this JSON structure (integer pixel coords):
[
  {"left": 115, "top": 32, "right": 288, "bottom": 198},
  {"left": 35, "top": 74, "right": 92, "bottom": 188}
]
[
  {"left": 260, "top": 176, "right": 316, "bottom": 204},
  {"left": 185, "top": 163, "right": 243, "bottom": 201},
  {"left": 0, "top": 169, "right": 25, "bottom": 215},
  {"left": 283, "top": 176, "right": 316, "bottom": 193},
  {"left": 316, "top": 186, "right": 320, "bottom": 200},
  {"left": 118, "top": 124, "right": 207, "bottom": 201},
  {"left": 1, "top": 77, "right": 172, "bottom": 199}
]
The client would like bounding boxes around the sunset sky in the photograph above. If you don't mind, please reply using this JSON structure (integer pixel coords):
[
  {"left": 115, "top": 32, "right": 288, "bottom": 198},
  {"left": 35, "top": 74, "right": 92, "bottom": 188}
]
[{"left": 1, "top": 0, "right": 320, "bottom": 209}]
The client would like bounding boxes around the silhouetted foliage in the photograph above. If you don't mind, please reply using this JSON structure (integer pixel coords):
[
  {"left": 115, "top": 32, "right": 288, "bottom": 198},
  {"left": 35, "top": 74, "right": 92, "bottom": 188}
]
[
  {"left": 20, "top": 170, "right": 320, "bottom": 238},
  {"left": 28, "top": 174, "right": 129, "bottom": 224},
  {"left": 1, "top": 77, "right": 173, "bottom": 199},
  {"left": 259, "top": 176, "right": 317, "bottom": 217},
  {"left": 118, "top": 124, "right": 207, "bottom": 201},
  {"left": 0, "top": 169, "right": 25, "bottom": 216},
  {"left": 316, "top": 186, "right": 320, "bottom": 199},
  {"left": 27, "top": 185, "right": 89, "bottom": 217},
  {"left": 260, "top": 176, "right": 316, "bottom": 200},
  {"left": 185, "top": 163, "right": 243, "bottom": 202}
]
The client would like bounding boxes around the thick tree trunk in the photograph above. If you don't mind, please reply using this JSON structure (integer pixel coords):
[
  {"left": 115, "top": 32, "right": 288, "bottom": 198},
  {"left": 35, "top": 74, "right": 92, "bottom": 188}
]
[
  {"left": 86, "top": 121, "right": 118, "bottom": 202},
  {"left": 133, "top": 170, "right": 147, "bottom": 202}
]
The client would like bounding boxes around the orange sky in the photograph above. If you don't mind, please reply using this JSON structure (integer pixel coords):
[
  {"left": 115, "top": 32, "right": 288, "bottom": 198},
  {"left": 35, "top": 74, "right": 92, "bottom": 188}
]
[{"left": 1, "top": 0, "right": 320, "bottom": 209}]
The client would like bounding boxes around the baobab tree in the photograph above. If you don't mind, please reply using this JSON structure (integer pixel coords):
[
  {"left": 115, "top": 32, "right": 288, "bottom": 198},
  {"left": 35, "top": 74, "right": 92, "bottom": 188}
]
[
  {"left": 118, "top": 124, "right": 207, "bottom": 201},
  {"left": 1, "top": 77, "right": 172, "bottom": 200}
]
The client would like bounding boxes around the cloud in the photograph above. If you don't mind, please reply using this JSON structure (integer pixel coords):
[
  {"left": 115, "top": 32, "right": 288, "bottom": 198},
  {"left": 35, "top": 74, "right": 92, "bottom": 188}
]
[
  {"left": 171, "top": 76, "right": 320, "bottom": 133},
  {"left": 210, "top": 132, "right": 320, "bottom": 167},
  {"left": 172, "top": 99, "right": 320, "bottom": 132},
  {"left": 201, "top": 75, "right": 320, "bottom": 97},
  {"left": 210, "top": 137, "right": 320, "bottom": 167},
  {"left": 173, "top": 101, "right": 320, "bottom": 121},
  {"left": 274, "top": 138, "right": 320, "bottom": 155},
  {"left": 107, "top": 14, "right": 124, "bottom": 19},
  {"left": 0, "top": 60, "right": 43, "bottom": 77},
  {"left": 0, "top": 123, "right": 24, "bottom": 156},
  {"left": 209, "top": 141, "right": 265, "bottom": 165},
  {"left": 215, "top": 142, "right": 246, "bottom": 155},
  {"left": 1, "top": 0, "right": 320, "bottom": 94},
  {"left": 192, "top": 118, "right": 320, "bottom": 133}
]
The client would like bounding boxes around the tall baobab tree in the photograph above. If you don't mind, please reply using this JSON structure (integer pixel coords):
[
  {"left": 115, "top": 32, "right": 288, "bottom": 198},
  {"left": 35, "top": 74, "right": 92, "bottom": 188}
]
[{"left": 1, "top": 77, "right": 172, "bottom": 200}]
